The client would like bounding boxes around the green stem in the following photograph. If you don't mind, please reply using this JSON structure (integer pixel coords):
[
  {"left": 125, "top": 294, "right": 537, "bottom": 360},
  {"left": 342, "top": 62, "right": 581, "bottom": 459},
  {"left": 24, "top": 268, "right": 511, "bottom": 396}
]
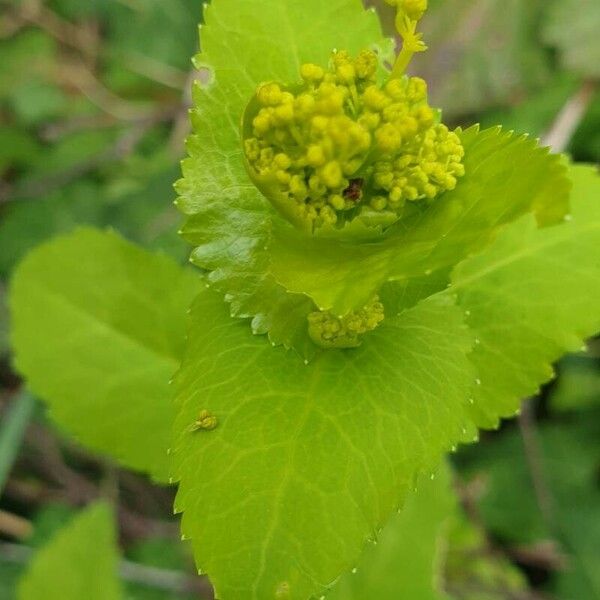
[
  {"left": 390, "top": 47, "right": 414, "bottom": 80},
  {"left": 0, "top": 391, "right": 36, "bottom": 495}
]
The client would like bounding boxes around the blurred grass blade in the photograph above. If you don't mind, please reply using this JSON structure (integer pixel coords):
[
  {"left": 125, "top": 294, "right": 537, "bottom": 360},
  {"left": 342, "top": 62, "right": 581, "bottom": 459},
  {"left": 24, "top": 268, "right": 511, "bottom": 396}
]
[{"left": 0, "top": 390, "right": 36, "bottom": 494}]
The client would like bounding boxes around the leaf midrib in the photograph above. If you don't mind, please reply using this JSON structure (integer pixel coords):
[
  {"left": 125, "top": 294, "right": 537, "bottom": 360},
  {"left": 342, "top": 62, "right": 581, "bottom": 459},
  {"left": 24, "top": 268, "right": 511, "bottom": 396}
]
[{"left": 25, "top": 280, "right": 179, "bottom": 370}]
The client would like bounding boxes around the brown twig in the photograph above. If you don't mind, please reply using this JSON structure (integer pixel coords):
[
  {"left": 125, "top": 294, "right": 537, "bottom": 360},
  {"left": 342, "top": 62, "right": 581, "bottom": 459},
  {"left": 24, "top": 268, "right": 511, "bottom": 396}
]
[
  {"left": 541, "top": 80, "right": 598, "bottom": 153},
  {"left": 7, "top": 0, "right": 98, "bottom": 63},
  {"left": 0, "top": 510, "right": 33, "bottom": 539},
  {"left": 17, "top": 423, "right": 178, "bottom": 541},
  {"left": 167, "top": 69, "right": 200, "bottom": 156},
  {"left": 517, "top": 400, "right": 557, "bottom": 534},
  {"left": 508, "top": 541, "right": 568, "bottom": 572}
]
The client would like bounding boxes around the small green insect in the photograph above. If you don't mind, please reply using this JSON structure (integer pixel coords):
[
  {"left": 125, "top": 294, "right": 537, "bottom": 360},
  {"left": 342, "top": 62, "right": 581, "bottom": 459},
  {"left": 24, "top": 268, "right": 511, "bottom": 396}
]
[{"left": 190, "top": 409, "right": 218, "bottom": 432}]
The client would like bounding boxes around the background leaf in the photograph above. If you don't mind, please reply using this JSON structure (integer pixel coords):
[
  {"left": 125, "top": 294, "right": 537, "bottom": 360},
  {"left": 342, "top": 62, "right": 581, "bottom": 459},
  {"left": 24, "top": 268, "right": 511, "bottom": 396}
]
[
  {"left": 451, "top": 165, "right": 600, "bottom": 427},
  {"left": 542, "top": 0, "right": 600, "bottom": 78},
  {"left": 17, "top": 502, "right": 122, "bottom": 600},
  {"left": 9, "top": 228, "right": 200, "bottom": 480},
  {"left": 456, "top": 407, "right": 600, "bottom": 599},
  {"left": 416, "top": 0, "right": 550, "bottom": 118}
]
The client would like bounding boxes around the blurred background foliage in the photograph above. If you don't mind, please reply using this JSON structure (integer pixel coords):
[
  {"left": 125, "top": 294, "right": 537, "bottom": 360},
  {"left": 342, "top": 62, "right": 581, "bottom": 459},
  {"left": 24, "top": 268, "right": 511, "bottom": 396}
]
[{"left": 0, "top": 1, "right": 598, "bottom": 599}]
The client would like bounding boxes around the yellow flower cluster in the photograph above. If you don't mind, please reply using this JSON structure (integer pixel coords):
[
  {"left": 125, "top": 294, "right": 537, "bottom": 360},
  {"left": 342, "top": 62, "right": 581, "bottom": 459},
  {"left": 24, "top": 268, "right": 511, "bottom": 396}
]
[
  {"left": 244, "top": 50, "right": 465, "bottom": 230},
  {"left": 307, "top": 296, "right": 385, "bottom": 349}
]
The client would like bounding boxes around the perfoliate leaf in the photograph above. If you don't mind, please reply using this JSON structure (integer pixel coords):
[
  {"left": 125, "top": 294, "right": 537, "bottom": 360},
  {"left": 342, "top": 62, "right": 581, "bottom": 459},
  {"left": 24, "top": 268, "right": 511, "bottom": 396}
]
[
  {"left": 177, "top": 0, "right": 568, "bottom": 356},
  {"left": 176, "top": 0, "right": 392, "bottom": 354},
  {"left": 329, "top": 464, "right": 454, "bottom": 600},
  {"left": 451, "top": 165, "right": 600, "bottom": 428},
  {"left": 9, "top": 228, "right": 200, "bottom": 481},
  {"left": 172, "top": 290, "right": 475, "bottom": 600},
  {"left": 17, "top": 502, "right": 122, "bottom": 600},
  {"left": 269, "top": 126, "right": 569, "bottom": 316}
]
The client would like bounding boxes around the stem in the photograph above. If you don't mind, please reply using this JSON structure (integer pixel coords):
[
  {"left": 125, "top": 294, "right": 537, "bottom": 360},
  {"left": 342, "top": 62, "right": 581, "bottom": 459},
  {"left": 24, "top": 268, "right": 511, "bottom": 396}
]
[
  {"left": 390, "top": 47, "right": 414, "bottom": 80},
  {"left": 541, "top": 80, "right": 597, "bottom": 153},
  {"left": 0, "top": 391, "right": 36, "bottom": 495},
  {"left": 517, "top": 400, "right": 556, "bottom": 533}
]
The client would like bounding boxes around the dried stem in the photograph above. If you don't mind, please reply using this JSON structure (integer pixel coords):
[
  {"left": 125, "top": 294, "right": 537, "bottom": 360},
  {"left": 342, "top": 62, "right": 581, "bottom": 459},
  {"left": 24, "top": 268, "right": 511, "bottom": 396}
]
[
  {"left": 541, "top": 80, "right": 598, "bottom": 153},
  {"left": 518, "top": 400, "right": 556, "bottom": 534}
]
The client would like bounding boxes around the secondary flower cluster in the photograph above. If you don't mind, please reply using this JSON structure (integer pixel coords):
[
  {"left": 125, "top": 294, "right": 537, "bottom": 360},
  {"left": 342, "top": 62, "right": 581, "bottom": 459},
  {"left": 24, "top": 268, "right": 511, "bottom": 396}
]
[
  {"left": 243, "top": 50, "right": 465, "bottom": 230},
  {"left": 307, "top": 296, "right": 385, "bottom": 349},
  {"left": 385, "top": 0, "right": 428, "bottom": 21}
]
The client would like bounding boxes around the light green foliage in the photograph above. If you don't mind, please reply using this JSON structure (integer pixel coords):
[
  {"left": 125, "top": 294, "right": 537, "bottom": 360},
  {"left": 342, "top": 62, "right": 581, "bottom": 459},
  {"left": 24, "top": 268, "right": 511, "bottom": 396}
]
[
  {"left": 17, "top": 502, "right": 122, "bottom": 600},
  {"left": 543, "top": 0, "right": 600, "bottom": 78},
  {"left": 9, "top": 228, "right": 200, "bottom": 480},
  {"left": 178, "top": 0, "right": 568, "bottom": 356},
  {"left": 171, "top": 161, "right": 600, "bottom": 598},
  {"left": 451, "top": 165, "right": 600, "bottom": 427},
  {"left": 417, "top": 0, "right": 549, "bottom": 117},
  {"left": 329, "top": 464, "right": 454, "bottom": 600},
  {"left": 172, "top": 291, "right": 475, "bottom": 600}
]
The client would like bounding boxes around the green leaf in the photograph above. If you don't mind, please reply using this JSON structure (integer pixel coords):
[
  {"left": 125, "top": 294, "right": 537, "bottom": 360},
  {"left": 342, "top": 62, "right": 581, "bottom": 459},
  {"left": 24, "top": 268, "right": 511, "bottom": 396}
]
[
  {"left": 329, "top": 464, "right": 454, "bottom": 600},
  {"left": 543, "top": 0, "right": 600, "bottom": 78},
  {"left": 269, "top": 127, "right": 569, "bottom": 316},
  {"left": 17, "top": 502, "right": 122, "bottom": 600},
  {"left": 9, "top": 228, "right": 200, "bottom": 481},
  {"left": 178, "top": 0, "right": 568, "bottom": 356},
  {"left": 451, "top": 165, "right": 600, "bottom": 427},
  {"left": 177, "top": 0, "right": 393, "bottom": 353},
  {"left": 172, "top": 290, "right": 475, "bottom": 600}
]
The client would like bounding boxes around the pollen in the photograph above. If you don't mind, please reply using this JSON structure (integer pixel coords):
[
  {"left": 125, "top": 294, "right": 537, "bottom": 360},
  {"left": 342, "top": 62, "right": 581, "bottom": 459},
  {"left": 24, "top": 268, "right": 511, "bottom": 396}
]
[
  {"left": 243, "top": 49, "right": 464, "bottom": 231},
  {"left": 308, "top": 296, "right": 385, "bottom": 348}
]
